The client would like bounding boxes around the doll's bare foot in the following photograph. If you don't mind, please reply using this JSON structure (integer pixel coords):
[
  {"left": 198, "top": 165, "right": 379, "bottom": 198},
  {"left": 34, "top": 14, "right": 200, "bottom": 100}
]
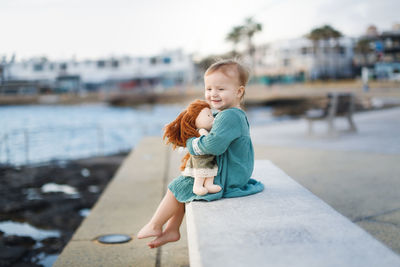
[
  {"left": 193, "top": 186, "right": 208, "bottom": 196},
  {"left": 137, "top": 223, "right": 162, "bottom": 239},
  {"left": 148, "top": 229, "right": 180, "bottom": 248},
  {"left": 205, "top": 184, "right": 222, "bottom": 194}
]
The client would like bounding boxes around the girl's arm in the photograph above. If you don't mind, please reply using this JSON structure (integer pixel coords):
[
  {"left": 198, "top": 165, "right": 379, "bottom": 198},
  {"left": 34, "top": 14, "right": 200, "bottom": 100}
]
[{"left": 187, "top": 110, "right": 241, "bottom": 156}]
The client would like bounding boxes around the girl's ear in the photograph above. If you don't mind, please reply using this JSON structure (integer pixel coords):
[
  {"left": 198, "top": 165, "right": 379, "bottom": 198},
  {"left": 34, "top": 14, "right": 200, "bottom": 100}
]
[{"left": 237, "top": 86, "right": 245, "bottom": 98}]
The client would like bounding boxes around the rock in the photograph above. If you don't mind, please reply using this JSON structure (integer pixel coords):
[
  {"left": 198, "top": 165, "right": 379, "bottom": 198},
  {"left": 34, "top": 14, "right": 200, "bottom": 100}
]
[
  {"left": 0, "top": 201, "right": 23, "bottom": 213},
  {"left": 51, "top": 212, "right": 82, "bottom": 231},
  {"left": 40, "top": 237, "right": 64, "bottom": 254},
  {"left": 3, "top": 235, "right": 36, "bottom": 248},
  {"left": 26, "top": 200, "right": 83, "bottom": 231},
  {"left": 12, "top": 262, "right": 42, "bottom": 267},
  {"left": 0, "top": 152, "right": 126, "bottom": 266},
  {"left": 0, "top": 199, "right": 49, "bottom": 213},
  {"left": 0, "top": 245, "right": 28, "bottom": 265}
]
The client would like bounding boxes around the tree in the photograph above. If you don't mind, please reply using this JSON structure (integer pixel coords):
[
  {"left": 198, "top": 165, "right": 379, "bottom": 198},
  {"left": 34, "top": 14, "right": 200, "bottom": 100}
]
[
  {"left": 355, "top": 39, "right": 373, "bottom": 67},
  {"left": 306, "top": 25, "right": 343, "bottom": 79},
  {"left": 307, "top": 25, "right": 342, "bottom": 41},
  {"left": 226, "top": 26, "right": 244, "bottom": 57},
  {"left": 307, "top": 24, "right": 342, "bottom": 54},
  {"left": 242, "top": 17, "right": 262, "bottom": 66},
  {"left": 226, "top": 17, "right": 262, "bottom": 68}
]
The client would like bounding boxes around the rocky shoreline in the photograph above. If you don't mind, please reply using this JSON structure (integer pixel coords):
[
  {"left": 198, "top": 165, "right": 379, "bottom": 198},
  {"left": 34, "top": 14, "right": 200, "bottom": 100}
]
[{"left": 0, "top": 152, "right": 128, "bottom": 267}]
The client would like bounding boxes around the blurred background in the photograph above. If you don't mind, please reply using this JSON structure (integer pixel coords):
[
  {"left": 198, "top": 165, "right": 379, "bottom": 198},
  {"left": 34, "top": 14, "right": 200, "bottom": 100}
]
[{"left": 1, "top": 0, "right": 399, "bottom": 266}]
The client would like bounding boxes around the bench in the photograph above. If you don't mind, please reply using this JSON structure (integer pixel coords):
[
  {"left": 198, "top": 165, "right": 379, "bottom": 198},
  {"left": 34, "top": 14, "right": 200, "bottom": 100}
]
[
  {"left": 305, "top": 92, "right": 357, "bottom": 135},
  {"left": 185, "top": 160, "right": 400, "bottom": 267}
]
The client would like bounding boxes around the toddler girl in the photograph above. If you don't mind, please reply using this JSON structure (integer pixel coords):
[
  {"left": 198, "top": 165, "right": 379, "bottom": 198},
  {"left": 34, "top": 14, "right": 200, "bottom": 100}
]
[{"left": 137, "top": 59, "right": 264, "bottom": 248}]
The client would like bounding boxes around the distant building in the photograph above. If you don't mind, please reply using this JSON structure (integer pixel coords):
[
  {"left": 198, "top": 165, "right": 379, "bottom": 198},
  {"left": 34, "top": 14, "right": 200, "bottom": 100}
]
[
  {"left": 252, "top": 36, "right": 355, "bottom": 84},
  {"left": 2, "top": 49, "right": 195, "bottom": 94},
  {"left": 366, "top": 25, "right": 379, "bottom": 37},
  {"left": 353, "top": 24, "right": 400, "bottom": 80}
]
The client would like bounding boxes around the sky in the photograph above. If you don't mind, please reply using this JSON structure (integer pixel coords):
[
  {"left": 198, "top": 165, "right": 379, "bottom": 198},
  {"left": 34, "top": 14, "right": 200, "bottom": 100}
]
[{"left": 1, "top": 0, "right": 399, "bottom": 61}]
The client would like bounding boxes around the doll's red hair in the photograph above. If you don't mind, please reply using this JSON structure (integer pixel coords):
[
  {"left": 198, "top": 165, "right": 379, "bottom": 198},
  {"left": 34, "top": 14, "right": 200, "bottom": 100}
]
[{"left": 163, "top": 99, "right": 211, "bottom": 170}]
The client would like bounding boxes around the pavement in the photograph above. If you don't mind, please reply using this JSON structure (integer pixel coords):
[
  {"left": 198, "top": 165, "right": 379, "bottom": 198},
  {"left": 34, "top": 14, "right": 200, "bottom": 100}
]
[
  {"left": 54, "top": 137, "right": 190, "bottom": 267},
  {"left": 251, "top": 106, "right": 400, "bottom": 254},
  {"left": 54, "top": 107, "right": 400, "bottom": 266}
]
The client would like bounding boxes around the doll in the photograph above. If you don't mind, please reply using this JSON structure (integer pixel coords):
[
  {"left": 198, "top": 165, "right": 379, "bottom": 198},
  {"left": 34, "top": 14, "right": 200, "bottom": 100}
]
[{"left": 163, "top": 100, "right": 222, "bottom": 196}]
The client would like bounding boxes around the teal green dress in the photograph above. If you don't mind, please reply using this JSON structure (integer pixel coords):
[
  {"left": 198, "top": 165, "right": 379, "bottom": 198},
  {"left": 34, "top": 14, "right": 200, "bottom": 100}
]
[{"left": 168, "top": 107, "right": 264, "bottom": 203}]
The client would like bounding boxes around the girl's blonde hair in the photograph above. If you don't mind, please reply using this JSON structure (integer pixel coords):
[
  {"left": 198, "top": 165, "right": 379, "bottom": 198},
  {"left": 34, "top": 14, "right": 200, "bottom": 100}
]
[
  {"left": 204, "top": 58, "right": 250, "bottom": 87},
  {"left": 204, "top": 58, "right": 250, "bottom": 102}
]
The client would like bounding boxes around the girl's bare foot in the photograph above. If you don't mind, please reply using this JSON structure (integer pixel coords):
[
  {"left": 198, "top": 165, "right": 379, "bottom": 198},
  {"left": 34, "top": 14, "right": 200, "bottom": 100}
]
[
  {"left": 147, "top": 230, "right": 180, "bottom": 248},
  {"left": 137, "top": 223, "right": 162, "bottom": 239}
]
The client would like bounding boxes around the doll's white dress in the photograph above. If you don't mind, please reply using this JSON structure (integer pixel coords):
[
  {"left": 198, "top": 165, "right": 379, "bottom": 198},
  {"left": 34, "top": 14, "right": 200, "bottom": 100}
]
[{"left": 181, "top": 154, "right": 218, "bottom": 178}]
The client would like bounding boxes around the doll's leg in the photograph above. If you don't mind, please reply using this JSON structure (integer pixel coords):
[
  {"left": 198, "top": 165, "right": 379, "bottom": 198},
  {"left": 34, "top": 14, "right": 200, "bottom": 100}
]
[
  {"left": 148, "top": 202, "right": 185, "bottom": 248},
  {"left": 204, "top": 177, "right": 222, "bottom": 193},
  {"left": 137, "top": 189, "right": 181, "bottom": 239},
  {"left": 193, "top": 177, "right": 208, "bottom": 195}
]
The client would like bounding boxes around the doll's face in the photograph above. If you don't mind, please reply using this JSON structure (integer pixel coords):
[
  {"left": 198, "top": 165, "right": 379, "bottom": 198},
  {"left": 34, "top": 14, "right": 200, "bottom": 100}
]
[{"left": 195, "top": 107, "right": 214, "bottom": 131}]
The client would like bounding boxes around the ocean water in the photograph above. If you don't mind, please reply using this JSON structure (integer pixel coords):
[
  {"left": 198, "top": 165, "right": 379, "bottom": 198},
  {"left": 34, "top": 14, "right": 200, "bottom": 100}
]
[
  {"left": 0, "top": 104, "right": 283, "bottom": 166},
  {"left": 0, "top": 103, "right": 184, "bottom": 165}
]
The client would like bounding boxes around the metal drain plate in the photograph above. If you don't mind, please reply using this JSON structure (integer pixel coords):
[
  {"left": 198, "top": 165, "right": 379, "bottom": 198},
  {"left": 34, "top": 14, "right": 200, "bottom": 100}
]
[{"left": 97, "top": 234, "right": 132, "bottom": 244}]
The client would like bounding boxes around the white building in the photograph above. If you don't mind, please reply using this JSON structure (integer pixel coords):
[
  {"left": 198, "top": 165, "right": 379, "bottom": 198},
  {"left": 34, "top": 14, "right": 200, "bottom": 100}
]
[
  {"left": 253, "top": 37, "right": 355, "bottom": 82},
  {"left": 2, "top": 49, "right": 195, "bottom": 93}
]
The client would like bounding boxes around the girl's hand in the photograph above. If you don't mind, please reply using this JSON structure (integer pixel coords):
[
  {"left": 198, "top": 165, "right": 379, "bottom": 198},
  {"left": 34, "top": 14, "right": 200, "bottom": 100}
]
[{"left": 198, "top": 128, "right": 209, "bottom": 136}]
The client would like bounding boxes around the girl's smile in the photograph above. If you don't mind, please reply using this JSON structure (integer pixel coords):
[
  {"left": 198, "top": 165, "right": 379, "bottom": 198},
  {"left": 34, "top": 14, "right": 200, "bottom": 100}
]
[{"left": 204, "top": 70, "right": 244, "bottom": 111}]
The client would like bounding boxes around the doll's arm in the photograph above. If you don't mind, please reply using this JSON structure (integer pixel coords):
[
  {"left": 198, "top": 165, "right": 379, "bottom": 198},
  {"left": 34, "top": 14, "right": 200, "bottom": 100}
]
[
  {"left": 198, "top": 128, "right": 209, "bottom": 136},
  {"left": 187, "top": 110, "right": 241, "bottom": 156}
]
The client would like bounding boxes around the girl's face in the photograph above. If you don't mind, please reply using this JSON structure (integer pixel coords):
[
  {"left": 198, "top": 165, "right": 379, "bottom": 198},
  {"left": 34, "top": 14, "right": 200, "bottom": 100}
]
[{"left": 204, "top": 70, "right": 244, "bottom": 111}]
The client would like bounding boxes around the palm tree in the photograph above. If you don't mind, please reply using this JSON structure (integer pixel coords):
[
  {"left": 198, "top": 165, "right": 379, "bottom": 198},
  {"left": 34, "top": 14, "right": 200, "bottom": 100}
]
[
  {"left": 225, "top": 17, "right": 262, "bottom": 68},
  {"left": 306, "top": 25, "right": 343, "bottom": 79},
  {"left": 355, "top": 39, "right": 373, "bottom": 67},
  {"left": 242, "top": 17, "right": 262, "bottom": 67},
  {"left": 226, "top": 26, "right": 244, "bottom": 57},
  {"left": 308, "top": 25, "right": 342, "bottom": 41},
  {"left": 307, "top": 25, "right": 342, "bottom": 55}
]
